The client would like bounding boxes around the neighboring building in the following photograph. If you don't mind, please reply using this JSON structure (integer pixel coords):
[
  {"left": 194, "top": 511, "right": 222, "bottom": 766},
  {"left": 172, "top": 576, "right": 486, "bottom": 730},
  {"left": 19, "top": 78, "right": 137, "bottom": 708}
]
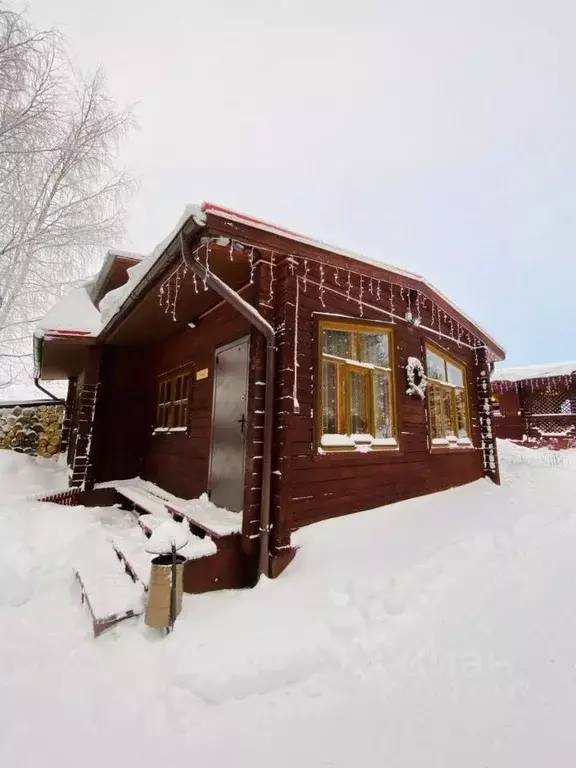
[
  {"left": 492, "top": 362, "right": 576, "bottom": 447},
  {"left": 35, "top": 203, "right": 505, "bottom": 591}
]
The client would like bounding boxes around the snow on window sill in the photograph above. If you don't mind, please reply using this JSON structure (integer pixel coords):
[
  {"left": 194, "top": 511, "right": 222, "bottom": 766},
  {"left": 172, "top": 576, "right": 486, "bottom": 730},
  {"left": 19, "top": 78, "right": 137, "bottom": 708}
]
[
  {"left": 152, "top": 426, "right": 187, "bottom": 435},
  {"left": 431, "top": 435, "right": 473, "bottom": 450},
  {"left": 320, "top": 434, "right": 398, "bottom": 451}
]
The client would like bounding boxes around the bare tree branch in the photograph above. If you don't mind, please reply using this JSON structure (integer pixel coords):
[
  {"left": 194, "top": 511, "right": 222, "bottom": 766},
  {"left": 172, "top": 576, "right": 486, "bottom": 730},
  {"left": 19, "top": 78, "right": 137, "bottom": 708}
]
[{"left": 0, "top": 7, "right": 135, "bottom": 386}]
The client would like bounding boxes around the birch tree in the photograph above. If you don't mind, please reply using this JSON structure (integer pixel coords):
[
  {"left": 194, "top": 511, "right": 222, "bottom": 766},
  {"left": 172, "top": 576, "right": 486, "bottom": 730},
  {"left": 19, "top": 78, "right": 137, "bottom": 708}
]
[{"left": 0, "top": 7, "right": 134, "bottom": 387}]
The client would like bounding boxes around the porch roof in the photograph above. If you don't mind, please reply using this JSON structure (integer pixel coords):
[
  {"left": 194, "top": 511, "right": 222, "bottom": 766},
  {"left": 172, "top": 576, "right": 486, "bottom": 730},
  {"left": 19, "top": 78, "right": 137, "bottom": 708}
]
[{"left": 492, "top": 361, "right": 576, "bottom": 383}]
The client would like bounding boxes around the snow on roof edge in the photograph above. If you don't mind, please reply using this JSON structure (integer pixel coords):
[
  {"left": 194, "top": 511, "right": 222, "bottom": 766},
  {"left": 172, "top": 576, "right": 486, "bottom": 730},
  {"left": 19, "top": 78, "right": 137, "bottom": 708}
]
[
  {"left": 35, "top": 278, "right": 102, "bottom": 340},
  {"left": 98, "top": 204, "right": 206, "bottom": 329},
  {"left": 205, "top": 203, "right": 505, "bottom": 356},
  {"left": 492, "top": 361, "right": 576, "bottom": 383}
]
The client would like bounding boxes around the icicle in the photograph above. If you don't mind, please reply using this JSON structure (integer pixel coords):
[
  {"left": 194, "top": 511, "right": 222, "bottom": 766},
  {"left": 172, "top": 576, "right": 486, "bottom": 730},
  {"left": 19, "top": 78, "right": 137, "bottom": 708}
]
[
  {"left": 289, "top": 255, "right": 295, "bottom": 276},
  {"left": 303, "top": 259, "right": 309, "bottom": 292},
  {"left": 437, "top": 306, "right": 442, "bottom": 338},
  {"left": 405, "top": 289, "right": 412, "bottom": 322},
  {"left": 229, "top": 240, "right": 234, "bottom": 261},
  {"left": 369, "top": 278, "right": 374, "bottom": 295},
  {"left": 164, "top": 277, "right": 171, "bottom": 314},
  {"left": 192, "top": 272, "right": 198, "bottom": 294},
  {"left": 346, "top": 271, "right": 352, "bottom": 301},
  {"left": 376, "top": 280, "right": 381, "bottom": 300},
  {"left": 334, "top": 267, "right": 340, "bottom": 285},
  {"left": 415, "top": 291, "right": 421, "bottom": 322},
  {"left": 172, "top": 265, "right": 181, "bottom": 321},
  {"left": 158, "top": 284, "right": 164, "bottom": 307},
  {"left": 268, "top": 252, "right": 275, "bottom": 304},
  {"left": 359, "top": 275, "right": 364, "bottom": 316},
  {"left": 319, "top": 264, "right": 325, "bottom": 307},
  {"left": 203, "top": 242, "right": 210, "bottom": 291},
  {"left": 389, "top": 283, "right": 395, "bottom": 320},
  {"left": 249, "top": 247, "right": 255, "bottom": 284}
]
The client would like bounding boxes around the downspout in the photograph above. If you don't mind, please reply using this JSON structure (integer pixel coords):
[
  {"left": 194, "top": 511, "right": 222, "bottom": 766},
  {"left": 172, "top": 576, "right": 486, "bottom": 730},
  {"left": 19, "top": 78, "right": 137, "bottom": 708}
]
[{"left": 181, "top": 234, "right": 275, "bottom": 578}]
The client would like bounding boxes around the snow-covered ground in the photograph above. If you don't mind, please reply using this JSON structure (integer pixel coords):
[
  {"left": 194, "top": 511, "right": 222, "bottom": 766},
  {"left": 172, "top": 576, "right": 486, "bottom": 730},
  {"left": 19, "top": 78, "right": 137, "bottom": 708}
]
[{"left": 1, "top": 442, "right": 576, "bottom": 767}]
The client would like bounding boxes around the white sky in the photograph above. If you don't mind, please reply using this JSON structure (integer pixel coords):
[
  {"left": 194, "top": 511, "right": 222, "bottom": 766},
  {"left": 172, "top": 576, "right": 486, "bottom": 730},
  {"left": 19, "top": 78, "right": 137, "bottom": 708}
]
[{"left": 25, "top": 0, "right": 576, "bottom": 366}]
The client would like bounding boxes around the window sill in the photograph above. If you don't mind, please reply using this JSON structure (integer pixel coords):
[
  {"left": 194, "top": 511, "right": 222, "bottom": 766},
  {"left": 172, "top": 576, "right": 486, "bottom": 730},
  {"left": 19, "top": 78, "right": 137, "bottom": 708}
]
[
  {"left": 429, "top": 444, "right": 476, "bottom": 455},
  {"left": 318, "top": 444, "right": 401, "bottom": 455},
  {"left": 152, "top": 427, "right": 187, "bottom": 435}
]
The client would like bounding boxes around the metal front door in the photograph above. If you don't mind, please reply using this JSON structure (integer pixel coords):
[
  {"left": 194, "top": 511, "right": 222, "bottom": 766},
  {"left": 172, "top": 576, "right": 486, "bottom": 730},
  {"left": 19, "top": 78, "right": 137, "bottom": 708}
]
[{"left": 208, "top": 337, "right": 250, "bottom": 512}]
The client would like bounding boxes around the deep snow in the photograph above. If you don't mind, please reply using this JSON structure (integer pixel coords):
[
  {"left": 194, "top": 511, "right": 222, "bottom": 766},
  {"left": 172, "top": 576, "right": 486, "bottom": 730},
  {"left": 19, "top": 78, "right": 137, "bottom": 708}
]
[{"left": 1, "top": 442, "right": 576, "bottom": 767}]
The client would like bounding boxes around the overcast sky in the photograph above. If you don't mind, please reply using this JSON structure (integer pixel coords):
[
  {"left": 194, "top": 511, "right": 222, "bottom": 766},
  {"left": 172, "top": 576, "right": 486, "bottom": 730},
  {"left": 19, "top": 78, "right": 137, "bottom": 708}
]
[{"left": 25, "top": 0, "right": 576, "bottom": 366}]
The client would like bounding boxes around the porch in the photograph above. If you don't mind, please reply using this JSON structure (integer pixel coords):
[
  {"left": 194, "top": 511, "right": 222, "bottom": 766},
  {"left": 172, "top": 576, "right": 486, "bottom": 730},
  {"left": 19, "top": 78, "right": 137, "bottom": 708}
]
[{"left": 64, "top": 478, "right": 250, "bottom": 636}]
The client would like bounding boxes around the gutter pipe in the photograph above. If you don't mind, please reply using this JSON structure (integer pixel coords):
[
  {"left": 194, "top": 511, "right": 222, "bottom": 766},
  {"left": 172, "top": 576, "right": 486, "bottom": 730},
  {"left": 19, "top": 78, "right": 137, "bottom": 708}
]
[{"left": 180, "top": 234, "right": 275, "bottom": 579}]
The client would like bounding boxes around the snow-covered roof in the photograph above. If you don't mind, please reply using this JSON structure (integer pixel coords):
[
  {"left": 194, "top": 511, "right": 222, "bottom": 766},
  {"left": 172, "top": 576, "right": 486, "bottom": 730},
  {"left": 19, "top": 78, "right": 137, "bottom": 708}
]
[
  {"left": 204, "top": 203, "right": 504, "bottom": 356},
  {"left": 99, "top": 205, "right": 205, "bottom": 327},
  {"left": 38, "top": 201, "right": 504, "bottom": 357},
  {"left": 492, "top": 362, "right": 576, "bottom": 383},
  {"left": 35, "top": 279, "right": 102, "bottom": 339}
]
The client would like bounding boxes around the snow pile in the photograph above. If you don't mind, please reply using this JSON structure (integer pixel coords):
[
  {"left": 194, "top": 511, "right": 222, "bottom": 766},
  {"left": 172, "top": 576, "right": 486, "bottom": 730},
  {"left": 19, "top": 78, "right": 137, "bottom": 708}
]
[
  {"left": 492, "top": 360, "right": 576, "bottom": 382},
  {"left": 2, "top": 441, "right": 576, "bottom": 765},
  {"left": 99, "top": 205, "right": 205, "bottom": 327},
  {"left": 145, "top": 519, "right": 189, "bottom": 554},
  {"left": 0, "top": 449, "right": 68, "bottom": 498},
  {"left": 35, "top": 279, "right": 101, "bottom": 339}
]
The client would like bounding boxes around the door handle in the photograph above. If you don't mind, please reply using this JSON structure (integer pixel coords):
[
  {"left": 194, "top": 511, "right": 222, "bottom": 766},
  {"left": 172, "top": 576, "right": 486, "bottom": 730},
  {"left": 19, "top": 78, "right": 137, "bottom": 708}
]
[{"left": 237, "top": 414, "right": 246, "bottom": 434}]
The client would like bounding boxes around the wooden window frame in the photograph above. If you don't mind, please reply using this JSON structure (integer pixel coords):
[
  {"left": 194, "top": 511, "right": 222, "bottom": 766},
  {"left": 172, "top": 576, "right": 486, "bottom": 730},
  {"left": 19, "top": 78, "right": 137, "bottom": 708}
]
[
  {"left": 425, "top": 342, "right": 472, "bottom": 449},
  {"left": 316, "top": 320, "right": 397, "bottom": 451},
  {"left": 154, "top": 368, "right": 192, "bottom": 433}
]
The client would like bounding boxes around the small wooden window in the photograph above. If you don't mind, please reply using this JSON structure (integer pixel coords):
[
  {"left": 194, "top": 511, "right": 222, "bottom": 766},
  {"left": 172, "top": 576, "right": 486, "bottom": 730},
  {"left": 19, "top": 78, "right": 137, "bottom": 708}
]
[
  {"left": 425, "top": 345, "right": 471, "bottom": 446},
  {"left": 156, "top": 371, "right": 191, "bottom": 431},
  {"left": 318, "top": 321, "right": 396, "bottom": 449}
]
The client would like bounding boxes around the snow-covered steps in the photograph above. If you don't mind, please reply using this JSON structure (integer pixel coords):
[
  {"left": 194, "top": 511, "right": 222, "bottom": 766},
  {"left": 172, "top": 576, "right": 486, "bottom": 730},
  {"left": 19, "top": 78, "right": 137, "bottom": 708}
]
[
  {"left": 112, "top": 527, "right": 155, "bottom": 587},
  {"left": 137, "top": 513, "right": 167, "bottom": 537},
  {"left": 75, "top": 541, "right": 145, "bottom": 637},
  {"left": 167, "top": 495, "right": 242, "bottom": 539},
  {"left": 112, "top": 524, "right": 217, "bottom": 589}
]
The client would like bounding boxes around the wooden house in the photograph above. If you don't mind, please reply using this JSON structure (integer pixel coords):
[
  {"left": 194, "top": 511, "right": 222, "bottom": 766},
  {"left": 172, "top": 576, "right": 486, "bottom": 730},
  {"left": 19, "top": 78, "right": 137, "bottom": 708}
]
[
  {"left": 35, "top": 203, "right": 505, "bottom": 595},
  {"left": 492, "top": 363, "right": 576, "bottom": 447}
]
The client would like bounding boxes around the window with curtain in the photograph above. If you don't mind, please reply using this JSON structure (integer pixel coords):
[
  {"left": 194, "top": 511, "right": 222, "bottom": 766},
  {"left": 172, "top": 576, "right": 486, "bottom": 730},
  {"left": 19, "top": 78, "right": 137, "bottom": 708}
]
[
  {"left": 156, "top": 371, "right": 191, "bottom": 430},
  {"left": 319, "top": 322, "right": 396, "bottom": 449},
  {"left": 425, "top": 346, "right": 471, "bottom": 445}
]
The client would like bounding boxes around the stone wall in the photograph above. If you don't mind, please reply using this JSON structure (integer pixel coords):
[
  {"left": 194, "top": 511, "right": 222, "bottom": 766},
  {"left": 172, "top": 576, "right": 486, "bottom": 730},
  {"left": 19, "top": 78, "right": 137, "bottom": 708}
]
[{"left": 0, "top": 402, "right": 64, "bottom": 457}]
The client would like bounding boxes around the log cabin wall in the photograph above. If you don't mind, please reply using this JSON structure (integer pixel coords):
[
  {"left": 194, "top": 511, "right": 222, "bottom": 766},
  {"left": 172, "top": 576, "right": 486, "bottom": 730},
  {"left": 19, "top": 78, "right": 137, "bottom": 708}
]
[
  {"left": 142, "top": 286, "right": 261, "bottom": 512},
  {"left": 491, "top": 385, "right": 524, "bottom": 440},
  {"left": 269, "top": 257, "right": 488, "bottom": 533},
  {"left": 492, "top": 377, "right": 576, "bottom": 443}
]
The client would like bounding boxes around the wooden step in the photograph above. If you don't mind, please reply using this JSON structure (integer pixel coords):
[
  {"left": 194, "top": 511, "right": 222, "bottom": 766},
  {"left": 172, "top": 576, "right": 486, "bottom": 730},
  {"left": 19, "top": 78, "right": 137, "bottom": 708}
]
[
  {"left": 115, "top": 485, "right": 173, "bottom": 518},
  {"left": 114, "top": 524, "right": 218, "bottom": 591},
  {"left": 112, "top": 527, "right": 155, "bottom": 588},
  {"left": 75, "top": 541, "right": 145, "bottom": 637},
  {"left": 137, "top": 513, "right": 168, "bottom": 537},
  {"left": 166, "top": 497, "right": 242, "bottom": 539}
]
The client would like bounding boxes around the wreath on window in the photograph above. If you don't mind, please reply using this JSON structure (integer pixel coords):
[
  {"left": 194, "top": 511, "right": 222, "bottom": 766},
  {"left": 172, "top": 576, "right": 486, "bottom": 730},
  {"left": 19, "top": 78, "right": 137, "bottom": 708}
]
[{"left": 406, "top": 356, "right": 428, "bottom": 399}]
